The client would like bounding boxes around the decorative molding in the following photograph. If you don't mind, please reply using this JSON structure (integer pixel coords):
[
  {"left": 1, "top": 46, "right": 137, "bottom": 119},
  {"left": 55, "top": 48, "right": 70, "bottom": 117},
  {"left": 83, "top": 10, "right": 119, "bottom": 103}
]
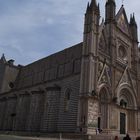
[
  {"left": 98, "top": 63, "right": 111, "bottom": 87},
  {"left": 116, "top": 66, "right": 136, "bottom": 95}
]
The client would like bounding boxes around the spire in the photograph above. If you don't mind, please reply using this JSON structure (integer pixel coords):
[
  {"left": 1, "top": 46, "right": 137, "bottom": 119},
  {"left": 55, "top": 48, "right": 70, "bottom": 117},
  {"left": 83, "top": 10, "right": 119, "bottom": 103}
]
[
  {"left": 130, "top": 13, "right": 137, "bottom": 27},
  {"left": 105, "top": 0, "right": 116, "bottom": 10},
  {"left": 130, "top": 14, "right": 132, "bottom": 22},
  {"left": 106, "top": 0, "right": 116, "bottom": 6},
  {"left": 133, "top": 13, "right": 137, "bottom": 27},
  {"left": 89, "top": 0, "right": 99, "bottom": 13},
  {"left": 90, "top": 0, "right": 97, "bottom": 8},
  {"left": 86, "top": 2, "right": 90, "bottom": 13},
  {"left": 0, "top": 53, "right": 6, "bottom": 63},
  {"left": 107, "top": 0, "right": 115, "bottom": 3},
  {"left": 105, "top": 0, "right": 116, "bottom": 24},
  {"left": 129, "top": 13, "right": 138, "bottom": 41},
  {"left": 130, "top": 14, "right": 134, "bottom": 25},
  {"left": 85, "top": 0, "right": 100, "bottom": 16},
  {"left": 97, "top": 3, "right": 100, "bottom": 12}
]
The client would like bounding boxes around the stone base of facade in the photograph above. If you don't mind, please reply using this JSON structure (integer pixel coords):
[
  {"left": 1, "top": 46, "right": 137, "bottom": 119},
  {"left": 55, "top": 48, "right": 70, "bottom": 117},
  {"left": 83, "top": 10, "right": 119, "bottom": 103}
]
[{"left": 0, "top": 130, "right": 140, "bottom": 140}]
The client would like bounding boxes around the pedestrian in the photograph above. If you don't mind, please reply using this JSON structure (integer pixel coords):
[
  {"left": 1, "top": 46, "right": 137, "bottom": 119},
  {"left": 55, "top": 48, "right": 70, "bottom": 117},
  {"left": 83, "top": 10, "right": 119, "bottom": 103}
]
[
  {"left": 95, "top": 128, "right": 99, "bottom": 135},
  {"left": 114, "top": 136, "right": 119, "bottom": 140},
  {"left": 136, "top": 137, "right": 140, "bottom": 140},
  {"left": 98, "top": 128, "right": 103, "bottom": 133},
  {"left": 123, "top": 134, "right": 131, "bottom": 140}
]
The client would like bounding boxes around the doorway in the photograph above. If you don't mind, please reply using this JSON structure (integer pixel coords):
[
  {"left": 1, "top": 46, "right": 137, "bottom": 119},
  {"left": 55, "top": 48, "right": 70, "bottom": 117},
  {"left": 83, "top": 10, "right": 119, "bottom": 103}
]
[
  {"left": 98, "top": 117, "right": 101, "bottom": 129},
  {"left": 120, "top": 113, "right": 126, "bottom": 134}
]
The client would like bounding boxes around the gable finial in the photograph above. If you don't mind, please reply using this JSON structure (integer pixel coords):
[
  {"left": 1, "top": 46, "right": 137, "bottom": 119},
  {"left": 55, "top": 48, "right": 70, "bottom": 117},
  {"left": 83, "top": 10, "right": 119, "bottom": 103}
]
[
  {"left": 86, "top": 2, "right": 90, "bottom": 13},
  {"left": 130, "top": 14, "right": 133, "bottom": 24},
  {"left": 90, "top": 0, "right": 98, "bottom": 10},
  {"left": 122, "top": 0, "right": 124, "bottom": 6},
  {"left": 133, "top": 13, "right": 135, "bottom": 20}
]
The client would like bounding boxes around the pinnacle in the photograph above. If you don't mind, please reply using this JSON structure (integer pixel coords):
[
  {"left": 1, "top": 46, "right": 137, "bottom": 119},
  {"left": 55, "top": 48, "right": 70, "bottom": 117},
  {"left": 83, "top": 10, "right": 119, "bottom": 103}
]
[
  {"left": 130, "top": 13, "right": 137, "bottom": 27},
  {"left": 86, "top": 2, "right": 90, "bottom": 12},
  {"left": 85, "top": 0, "right": 100, "bottom": 14},
  {"left": 0, "top": 53, "right": 6, "bottom": 63},
  {"left": 90, "top": 0, "right": 98, "bottom": 9},
  {"left": 106, "top": 0, "right": 116, "bottom": 6}
]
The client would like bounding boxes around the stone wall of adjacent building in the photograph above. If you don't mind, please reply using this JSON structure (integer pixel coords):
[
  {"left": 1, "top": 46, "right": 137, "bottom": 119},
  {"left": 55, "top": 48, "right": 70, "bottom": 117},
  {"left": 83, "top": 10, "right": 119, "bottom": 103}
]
[
  {"left": 3, "top": 97, "right": 17, "bottom": 131},
  {"left": 0, "top": 75, "right": 81, "bottom": 132},
  {"left": 0, "top": 62, "right": 6, "bottom": 92},
  {"left": 15, "top": 43, "right": 82, "bottom": 90},
  {"left": 0, "top": 43, "right": 82, "bottom": 133},
  {"left": 0, "top": 62, "right": 19, "bottom": 93},
  {"left": 15, "top": 94, "right": 31, "bottom": 131}
]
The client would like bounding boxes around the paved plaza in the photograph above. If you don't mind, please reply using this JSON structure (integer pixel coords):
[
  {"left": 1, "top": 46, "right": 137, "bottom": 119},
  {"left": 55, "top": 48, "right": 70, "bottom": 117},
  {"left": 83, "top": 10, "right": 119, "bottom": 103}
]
[
  {"left": 0, "top": 135, "right": 58, "bottom": 140},
  {"left": 0, "top": 135, "right": 38, "bottom": 140}
]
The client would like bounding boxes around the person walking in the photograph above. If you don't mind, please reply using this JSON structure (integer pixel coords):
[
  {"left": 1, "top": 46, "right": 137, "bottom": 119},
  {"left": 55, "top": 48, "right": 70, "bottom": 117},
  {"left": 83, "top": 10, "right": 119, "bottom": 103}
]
[
  {"left": 114, "top": 136, "right": 119, "bottom": 140},
  {"left": 123, "top": 134, "right": 131, "bottom": 140},
  {"left": 136, "top": 137, "right": 140, "bottom": 140}
]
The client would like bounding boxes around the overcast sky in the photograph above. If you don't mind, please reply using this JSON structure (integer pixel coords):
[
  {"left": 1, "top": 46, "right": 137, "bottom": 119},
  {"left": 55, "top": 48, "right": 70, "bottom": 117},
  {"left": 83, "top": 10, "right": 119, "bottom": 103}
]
[{"left": 0, "top": 0, "right": 139, "bottom": 65}]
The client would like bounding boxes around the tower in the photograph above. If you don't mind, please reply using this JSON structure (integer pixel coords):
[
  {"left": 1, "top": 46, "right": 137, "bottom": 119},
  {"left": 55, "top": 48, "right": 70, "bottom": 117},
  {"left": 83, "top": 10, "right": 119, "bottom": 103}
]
[
  {"left": 81, "top": 0, "right": 100, "bottom": 95},
  {"left": 129, "top": 14, "right": 139, "bottom": 71},
  {"left": 79, "top": 0, "right": 100, "bottom": 133},
  {"left": 104, "top": 0, "right": 116, "bottom": 97},
  {"left": 129, "top": 14, "right": 140, "bottom": 108},
  {"left": 129, "top": 14, "right": 138, "bottom": 42}
]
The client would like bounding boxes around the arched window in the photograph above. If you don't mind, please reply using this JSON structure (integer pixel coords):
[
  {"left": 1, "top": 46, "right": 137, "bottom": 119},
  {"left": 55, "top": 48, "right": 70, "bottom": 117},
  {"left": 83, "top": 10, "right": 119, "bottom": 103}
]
[{"left": 64, "top": 89, "right": 71, "bottom": 111}]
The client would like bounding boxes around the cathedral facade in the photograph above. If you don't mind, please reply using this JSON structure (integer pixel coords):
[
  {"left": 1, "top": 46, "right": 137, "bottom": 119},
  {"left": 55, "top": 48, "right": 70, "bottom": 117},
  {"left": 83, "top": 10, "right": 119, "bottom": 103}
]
[{"left": 0, "top": 0, "right": 140, "bottom": 138}]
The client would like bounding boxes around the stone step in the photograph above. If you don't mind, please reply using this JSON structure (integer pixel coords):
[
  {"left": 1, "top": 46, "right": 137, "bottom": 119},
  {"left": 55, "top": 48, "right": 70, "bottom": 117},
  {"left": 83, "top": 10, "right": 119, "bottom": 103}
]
[{"left": 89, "top": 135, "right": 137, "bottom": 140}]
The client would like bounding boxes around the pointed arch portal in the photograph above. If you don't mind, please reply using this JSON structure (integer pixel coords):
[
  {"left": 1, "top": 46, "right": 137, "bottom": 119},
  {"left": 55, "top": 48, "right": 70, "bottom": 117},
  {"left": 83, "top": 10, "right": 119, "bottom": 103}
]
[
  {"left": 99, "top": 87, "right": 110, "bottom": 130},
  {"left": 117, "top": 86, "right": 137, "bottom": 134}
]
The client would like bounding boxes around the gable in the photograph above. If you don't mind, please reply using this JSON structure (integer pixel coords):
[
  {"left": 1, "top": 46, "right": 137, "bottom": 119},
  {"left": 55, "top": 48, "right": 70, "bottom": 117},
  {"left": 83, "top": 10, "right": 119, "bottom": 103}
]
[
  {"left": 98, "top": 62, "right": 111, "bottom": 87},
  {"left": 116, "top": 67, "right": 136, "bottom": 94},
  {"left": 116, "top": 6, "right": 130, "bottom": 35}
]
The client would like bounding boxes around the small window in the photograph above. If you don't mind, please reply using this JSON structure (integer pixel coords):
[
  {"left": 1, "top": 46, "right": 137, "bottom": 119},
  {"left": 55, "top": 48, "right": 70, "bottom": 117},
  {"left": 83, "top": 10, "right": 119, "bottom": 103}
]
[{"left": 64, "top": 89, "right": 71, "bottom": 111}]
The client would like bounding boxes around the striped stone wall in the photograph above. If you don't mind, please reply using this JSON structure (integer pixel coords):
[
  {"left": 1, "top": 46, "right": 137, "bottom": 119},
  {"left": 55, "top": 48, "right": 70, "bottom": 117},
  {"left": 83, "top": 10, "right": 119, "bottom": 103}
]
[{"left": 0, "top": 74, "right": 80, "bottom": 133}]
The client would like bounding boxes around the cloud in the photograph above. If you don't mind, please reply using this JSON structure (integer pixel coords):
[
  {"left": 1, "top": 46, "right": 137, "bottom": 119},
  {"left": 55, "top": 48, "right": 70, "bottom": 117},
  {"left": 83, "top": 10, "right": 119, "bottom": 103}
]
[
  {"left": 0, "top": 0, "right": 87, "bottom": 65},
  {"left": 0, "top": 0, "right": 139, "bottom": 65}
]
